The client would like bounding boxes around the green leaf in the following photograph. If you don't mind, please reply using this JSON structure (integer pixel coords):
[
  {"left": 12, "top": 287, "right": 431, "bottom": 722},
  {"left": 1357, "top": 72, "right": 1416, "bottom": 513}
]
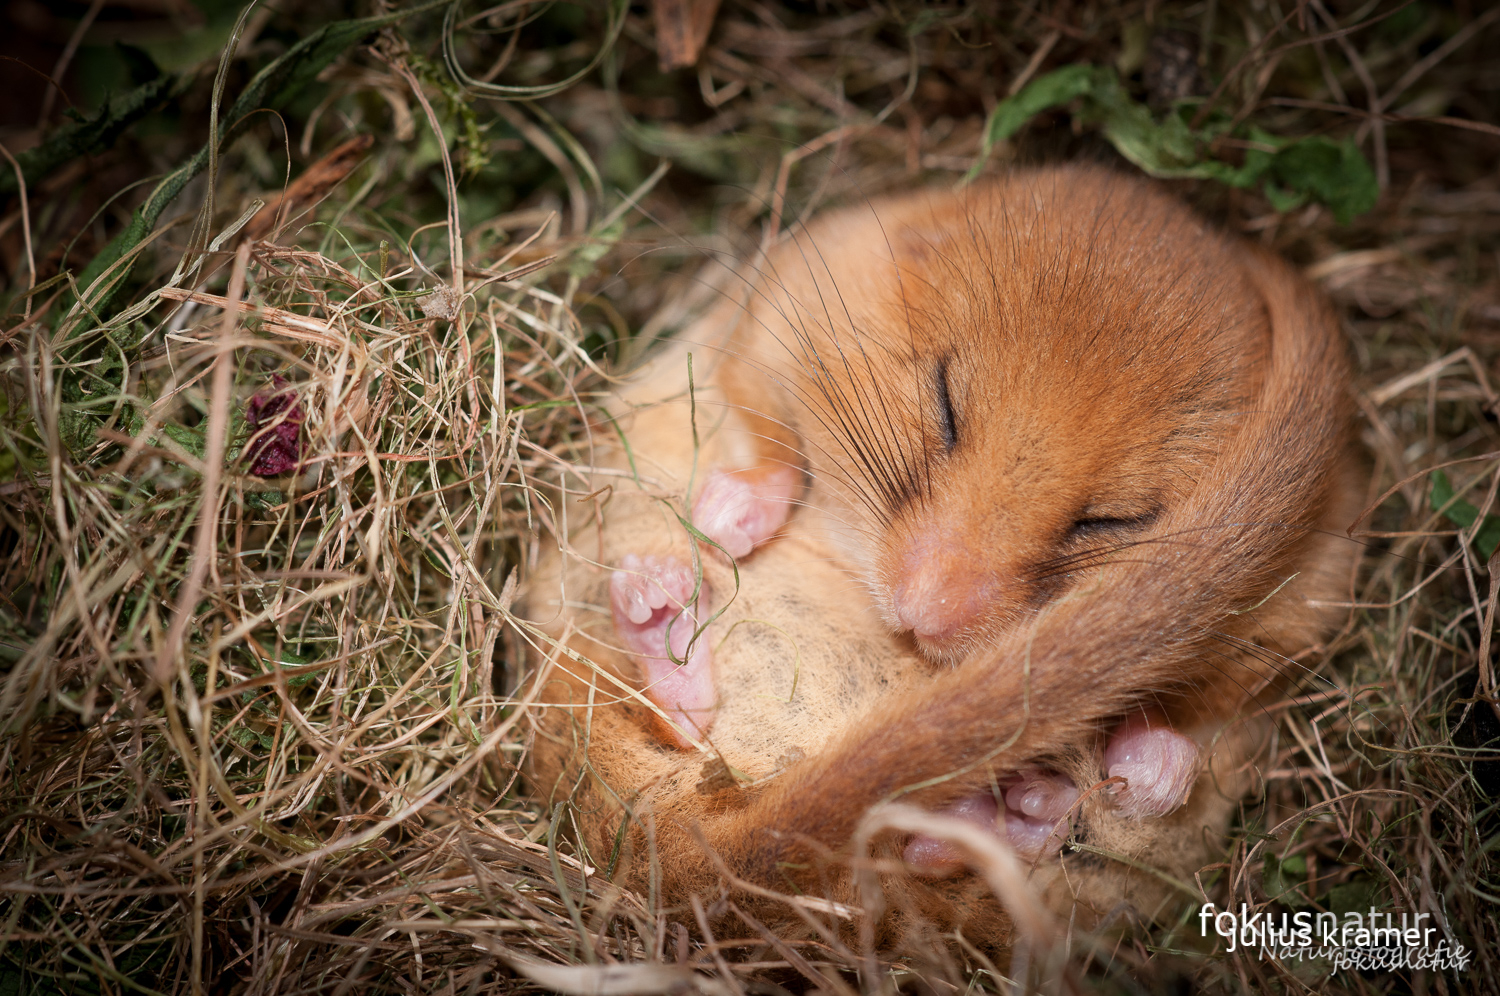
[
  {"left": 1263, "top": 180, "right": 1309, "bottom": 213},
  {"left": 161, "top": 422, "right": 206, "bottom": 459},
  {"left": 1430, "top": 470, "right": 1500, "bottom": 560},
  {"left": 987, "top": 64, "right": 1098, "bottom": 146},
  {"left": 1325, "top": 877, "right": 1385, "bottom": 918},
  {"left": 568, "top": 218, "right": 626, "bottom": 279},
  {"left": 1087, "top": 71, "right": 1201, "bottom": 175},
  {"left": 1267, "top": 136, "right": 1378, "bottom": 225},
  {"left": 254, "top": 648, "right": 325, "bottom": 688},
  {"left": 0, "top": 73, "right": 183, "bottom": 198},
  {"left": 1263, "top": 852, "right": 1309, "bottom": 904},
  {"left": 961, "top": 63, "right": 1376, "bottom": 226},
  {"left": 229, "top": 725, "right": 261, "bottom": 748},
  {"left": 243, "top": 489, "right": 285, "bottom": 510},
  {"left": 57, "top": 408, "right": 101, "bottom": 455},
  {"left": 1083, "top": 76, "right": 1272, "bottom": 187},
  {"left": 966, "top": 64, "right": 1098, "bottom": 181}
]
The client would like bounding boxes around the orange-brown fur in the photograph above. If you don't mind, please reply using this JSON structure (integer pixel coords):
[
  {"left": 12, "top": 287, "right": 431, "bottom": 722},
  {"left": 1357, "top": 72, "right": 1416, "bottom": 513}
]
[{"left": 521, "top": 166, "right": 1358, "bottom": 951}]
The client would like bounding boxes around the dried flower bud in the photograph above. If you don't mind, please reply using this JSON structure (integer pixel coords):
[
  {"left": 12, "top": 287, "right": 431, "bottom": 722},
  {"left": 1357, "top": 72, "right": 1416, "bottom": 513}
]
[{"left": 244, "top": 376, "right": 304, "bottom": 477}]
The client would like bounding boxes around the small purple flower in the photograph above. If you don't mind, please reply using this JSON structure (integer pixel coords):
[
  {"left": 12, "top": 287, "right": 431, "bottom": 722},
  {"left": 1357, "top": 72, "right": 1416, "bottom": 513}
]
[{"left": 244, "top": 376, "right": 304, "bottom": 477}]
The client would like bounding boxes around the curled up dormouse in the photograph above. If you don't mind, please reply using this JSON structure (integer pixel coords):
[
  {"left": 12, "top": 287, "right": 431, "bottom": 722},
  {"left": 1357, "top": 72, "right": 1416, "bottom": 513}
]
[{"left": 522, "top": 165, "right": 1359, "bottom": 954}]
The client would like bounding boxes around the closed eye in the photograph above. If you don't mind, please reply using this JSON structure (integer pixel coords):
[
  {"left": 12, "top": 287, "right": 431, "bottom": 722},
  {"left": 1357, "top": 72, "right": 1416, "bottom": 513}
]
[
  {"left": 1069, "top": 510, "right": 1159, "bottom": 541},
  {"left": 935, "top": 357, "right": 957, "bottom": 453}
]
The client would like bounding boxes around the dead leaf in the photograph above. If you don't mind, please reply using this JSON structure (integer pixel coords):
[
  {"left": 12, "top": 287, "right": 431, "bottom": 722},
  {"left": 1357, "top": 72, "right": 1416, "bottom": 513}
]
[
  {"left": 653, "top": 0, "right": 722, "bottom": 71},
  {"left": 245, "top": 134, "right": 375, "bottom": 241}
]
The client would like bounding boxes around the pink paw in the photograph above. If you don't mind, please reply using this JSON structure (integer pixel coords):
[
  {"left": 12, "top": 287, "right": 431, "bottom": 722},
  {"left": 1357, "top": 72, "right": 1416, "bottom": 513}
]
[
  {"left": 1104, "top": 710, "right": 1199, "bottom": 818},
  {"left": 609, "top": 554, "right": 716, "bottom": 748},
  {"left": 902, "top": 793, "right": 999, "bottom": 875},
  {"left": 691, "top": 466, "right": 800, "bottom": 559},
  {"left": 1001, "top": 769, "right": 1079, "bottom": 858},
  {"left": 903, "top": 769, "right": 1078, "bottom": 876}
]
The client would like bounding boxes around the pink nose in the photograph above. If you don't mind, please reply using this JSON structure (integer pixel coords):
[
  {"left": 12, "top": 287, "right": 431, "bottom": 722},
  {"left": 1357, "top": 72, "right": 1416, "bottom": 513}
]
[{"left": 891, "top": 535, "right": 988, "bottom": 642}]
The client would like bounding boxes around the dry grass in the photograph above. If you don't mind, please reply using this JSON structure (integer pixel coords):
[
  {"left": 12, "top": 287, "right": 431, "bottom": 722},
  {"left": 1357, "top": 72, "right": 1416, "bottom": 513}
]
[{"left": 0, "top": 0, "right": 1497, "bottom": 992}]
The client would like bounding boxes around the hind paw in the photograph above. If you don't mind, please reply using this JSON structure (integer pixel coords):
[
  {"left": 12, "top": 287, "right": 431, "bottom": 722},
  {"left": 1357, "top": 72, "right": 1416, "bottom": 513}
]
[
  {"left": 692, "top": 466, "right": 800, "bottom": 559},
  {"left": 610, "top": 554, "right": 716, "bottom": 748},
  {"left": 1001, "top": 769, "right": 1079, "bottom": 858},
  {"left": 1104, "top": 711, "right": 1199, "bottom": 818},
  {"left": 903, "top": 769, "right": 1078, "bottom": 875},
  {"left": 901, "top": 793, "right": 1000, "bottom": 875}
]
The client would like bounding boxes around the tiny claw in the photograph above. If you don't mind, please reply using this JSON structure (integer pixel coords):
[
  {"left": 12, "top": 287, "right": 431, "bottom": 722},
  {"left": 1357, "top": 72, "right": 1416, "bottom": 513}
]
[{"left": 610, "top": 571, "right": 653, "bottom": 624}]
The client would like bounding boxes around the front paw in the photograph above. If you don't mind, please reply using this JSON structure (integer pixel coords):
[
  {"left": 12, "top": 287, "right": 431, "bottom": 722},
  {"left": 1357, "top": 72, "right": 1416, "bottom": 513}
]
[
  {"left": 692, "top": 466, "right": 800, "bottom": 559},
  {"left": 610, "top": 554, "right": 716, "bottom": 748}
]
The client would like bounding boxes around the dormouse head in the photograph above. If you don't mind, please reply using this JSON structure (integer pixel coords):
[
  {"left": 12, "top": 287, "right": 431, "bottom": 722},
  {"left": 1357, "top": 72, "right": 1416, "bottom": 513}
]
[{"left": 738, "top": 167, "right": 1272, "bottom": 663}]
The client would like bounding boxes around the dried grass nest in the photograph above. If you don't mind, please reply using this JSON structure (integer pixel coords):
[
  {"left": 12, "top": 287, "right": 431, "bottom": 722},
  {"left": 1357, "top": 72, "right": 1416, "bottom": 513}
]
[{"left": 0, "top": 0, "right": 1497, "bottom": 993}]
